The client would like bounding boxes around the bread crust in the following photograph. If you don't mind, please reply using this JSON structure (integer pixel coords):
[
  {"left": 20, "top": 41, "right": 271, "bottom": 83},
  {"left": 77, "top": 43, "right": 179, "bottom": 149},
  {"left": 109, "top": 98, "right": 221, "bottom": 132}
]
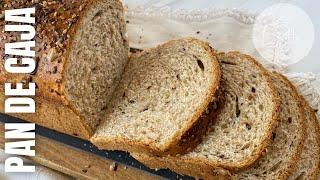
[
  {"left": 289, "top": 96, "right": 320, "bottom": 179},
  {"left": 315, "top": 117, "right": 320, "bottom": 179},
  {"left": 315, "top": 116, "right": 320, "bottom": 179},
  {"left": 0, "top": 0, "right": 126, "bottom": 139},
  {"left": 263, "top": 72, "right": 307, "bottom": 179},
  {"left": 91, "top": 38, "right": 221, "bottom": 155},
  {"left": 303, "top": 98, "right": 320, "bottom": 179}
]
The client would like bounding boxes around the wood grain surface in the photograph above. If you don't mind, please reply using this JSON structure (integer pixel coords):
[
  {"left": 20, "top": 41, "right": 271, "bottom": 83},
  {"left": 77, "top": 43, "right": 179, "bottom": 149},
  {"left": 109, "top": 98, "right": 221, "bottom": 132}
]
[{"left": 0, "top": 123, "right": 160, "bottom": 180}]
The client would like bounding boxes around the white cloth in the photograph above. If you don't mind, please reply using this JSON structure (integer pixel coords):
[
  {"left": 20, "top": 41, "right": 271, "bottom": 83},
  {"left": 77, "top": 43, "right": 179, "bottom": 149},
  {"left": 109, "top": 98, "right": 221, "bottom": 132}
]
[
  {"left": 124, "top": 1, "right": 320, "bottom": 118},
  {"left": 1, "top": 0, "right": 319, "bottom": 179}
]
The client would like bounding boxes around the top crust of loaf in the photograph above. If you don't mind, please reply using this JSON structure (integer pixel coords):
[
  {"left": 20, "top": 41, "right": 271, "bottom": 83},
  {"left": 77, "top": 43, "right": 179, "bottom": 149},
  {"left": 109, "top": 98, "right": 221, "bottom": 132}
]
[
  {"left": 91, "top": 38, "right": 221, "bottom": 155},
  {"left": 0, "top": 0, "right": 110, "bottom": 103}
]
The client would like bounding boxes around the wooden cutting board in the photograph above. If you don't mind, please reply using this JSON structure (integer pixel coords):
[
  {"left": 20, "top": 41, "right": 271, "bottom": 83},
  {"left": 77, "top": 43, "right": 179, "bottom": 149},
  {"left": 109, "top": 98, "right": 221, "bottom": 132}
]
[{"left": 0, "top": 122, "right": 161, "bottom": 180}]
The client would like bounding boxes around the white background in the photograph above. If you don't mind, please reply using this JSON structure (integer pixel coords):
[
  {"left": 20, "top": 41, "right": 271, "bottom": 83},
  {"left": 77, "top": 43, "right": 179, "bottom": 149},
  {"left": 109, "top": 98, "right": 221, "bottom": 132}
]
[{"left": 123, "top": 0, "right": 320, "bottom": 74}]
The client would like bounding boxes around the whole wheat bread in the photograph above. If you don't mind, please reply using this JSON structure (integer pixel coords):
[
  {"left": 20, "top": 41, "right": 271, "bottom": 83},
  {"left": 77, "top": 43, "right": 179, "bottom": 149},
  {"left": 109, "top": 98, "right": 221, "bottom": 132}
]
[
  {"left": 232, "top": 72, "right": 306, "bottom": 179},
  {"left": 288, "top": 97, "right": 320, "bottom": 180},
  {"left": 132, "top": 69, "right": 307, "bottom": 180},
  {"left": 132, "top": 51, "right": 280, "bottom": 178},
  {"left": 0, "top": 0, "right": 128, "bottom": 139},
  {"left": 91, "top": 38, "right": 221, "bottom": 155}
]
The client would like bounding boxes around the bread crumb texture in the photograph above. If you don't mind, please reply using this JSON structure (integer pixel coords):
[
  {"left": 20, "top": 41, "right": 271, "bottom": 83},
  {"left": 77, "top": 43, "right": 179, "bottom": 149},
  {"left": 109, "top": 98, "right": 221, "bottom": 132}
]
[
  {"left": 234, "top": 72, "right": 306, "bottom": 180},
  {"left": 92, "top": 38, "right": 221, "bottom": 155}
]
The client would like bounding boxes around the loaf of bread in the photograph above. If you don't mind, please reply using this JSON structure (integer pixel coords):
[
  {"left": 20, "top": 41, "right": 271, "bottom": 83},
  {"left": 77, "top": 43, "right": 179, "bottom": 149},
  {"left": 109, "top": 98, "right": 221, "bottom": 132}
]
[
  {"left": 0, "top": 0, "right": 129, "bottom": 139},
  {"left": 91, "top": 38, "right": 221, "bottom": 155},
  {"left": 132, "top": 52, "right": 281, "bottom": 178}
]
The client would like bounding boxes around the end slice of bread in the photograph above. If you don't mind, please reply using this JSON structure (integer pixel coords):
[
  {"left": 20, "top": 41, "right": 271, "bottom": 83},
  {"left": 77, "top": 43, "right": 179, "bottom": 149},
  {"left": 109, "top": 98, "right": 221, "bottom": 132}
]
[
  {"left": 0, "top": 0, "right": 129, "bottom": 139},
  {"left": 132, "top": 51, "right": 280, "bottom": 179},
  {"left": 91, "top": 38, "right": 221, "bottom": 155},
  {"left": 63, "top": 0, "right": 129, "bottom": 134},
  {"left": 288, "top": 97, "right": 320, "bottom": 180}
]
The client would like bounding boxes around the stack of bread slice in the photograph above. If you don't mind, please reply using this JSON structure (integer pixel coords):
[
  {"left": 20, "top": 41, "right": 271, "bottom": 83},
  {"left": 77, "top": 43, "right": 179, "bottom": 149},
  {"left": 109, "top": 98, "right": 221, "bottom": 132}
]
[
  {"left": 84, "top": 37, "right": 318, "bottom": 179},
  {"left": 125, "top": 43, "right": 320, "bottom": 179}
]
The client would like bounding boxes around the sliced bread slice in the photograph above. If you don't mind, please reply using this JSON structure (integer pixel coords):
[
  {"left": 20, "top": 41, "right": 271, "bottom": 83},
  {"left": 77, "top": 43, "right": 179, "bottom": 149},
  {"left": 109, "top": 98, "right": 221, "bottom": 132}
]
[
  {"left": 232, "top": 72, "right": 306, "bottom": 179},
  {"left": 288, "top": 97, "right": 320, "bottom": 180},
  {"left": 91, "top": 38, "right": 221, "bottom": 155},
  {"left": 132, "top": 51, "right": 280, "bottom": 178}
]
